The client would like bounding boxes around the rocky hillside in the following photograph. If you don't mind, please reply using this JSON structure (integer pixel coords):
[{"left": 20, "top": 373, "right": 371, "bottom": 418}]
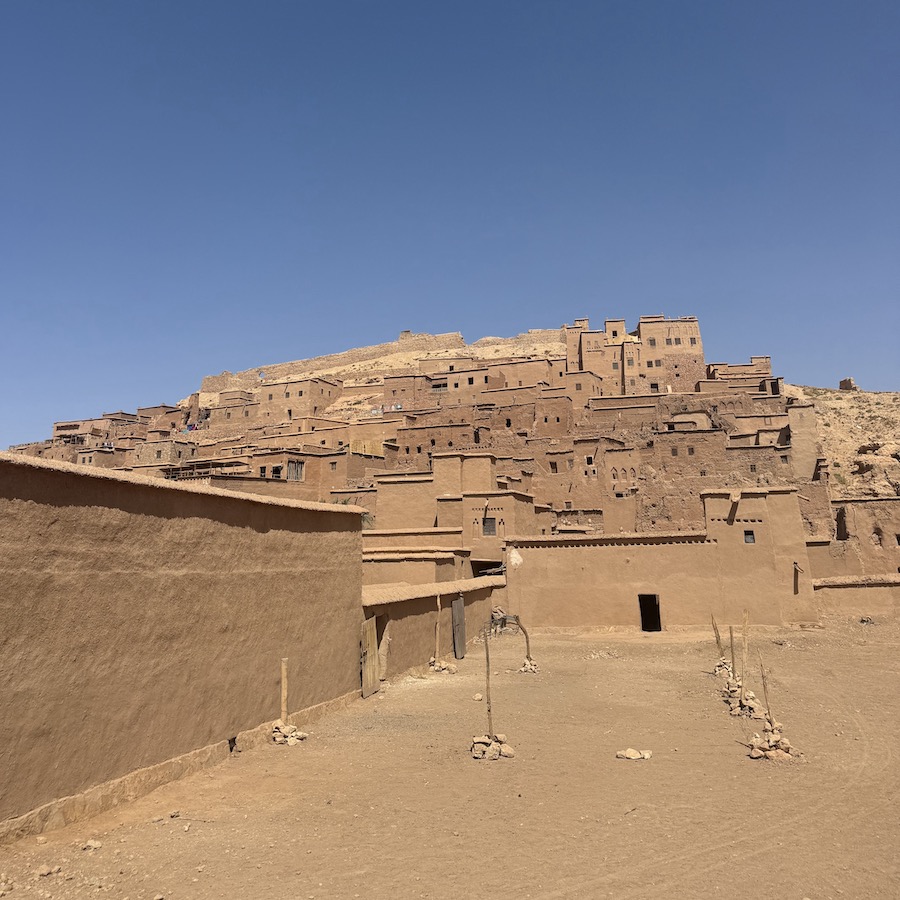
[{"left": 786, "top": 385, "right": 900, "bottom": 498}]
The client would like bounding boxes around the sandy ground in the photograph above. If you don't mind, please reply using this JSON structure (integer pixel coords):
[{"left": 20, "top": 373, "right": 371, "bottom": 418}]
[{"left": 2, "top": 615, "right": 899, "bottom": 899}]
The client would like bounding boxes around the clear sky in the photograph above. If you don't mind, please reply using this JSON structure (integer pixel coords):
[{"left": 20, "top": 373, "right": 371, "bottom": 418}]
[{"left": 2, "top": 1, "right": 898, "bottom": 448}]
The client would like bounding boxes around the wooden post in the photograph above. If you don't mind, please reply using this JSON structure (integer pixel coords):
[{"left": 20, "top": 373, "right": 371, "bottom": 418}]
[
  {"left": 758, "top": 650, "right": 774, "bottom": 725},
  {"left": 280, "top": 657, "right": 288, "bottom": 723},
  {"left": 711, "top": 614, "right": 723, "bottom": 658},
  {"left": 740, "top": 610, "right": 749, "bottom": 707},
  {"left": 518, "top": 618, "right": 532, "bottom": 661},
  {"left": 435, "top": 594, "right": 442, "bottom": 663},
  {"left": 484, "top": 624, "right": 494, "bottom": 739},
  {"left": 729, "top": 626, "right": 736, "bottom": 676}
]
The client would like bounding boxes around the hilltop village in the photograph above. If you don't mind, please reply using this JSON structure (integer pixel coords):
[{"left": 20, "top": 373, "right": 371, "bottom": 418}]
[{"left": 9, "top": 314, "right": 900, "bottom": 627}]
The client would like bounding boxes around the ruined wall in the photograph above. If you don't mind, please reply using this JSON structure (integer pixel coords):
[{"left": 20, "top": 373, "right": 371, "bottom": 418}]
[
  {"left": 0, "top": 454, "right": 363, "bottom": 828},
  {"left": 201, "top": 331, "right": 466, "bottom": 393}
]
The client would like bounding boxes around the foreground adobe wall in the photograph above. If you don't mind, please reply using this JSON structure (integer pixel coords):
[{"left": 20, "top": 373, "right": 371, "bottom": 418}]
[{"left": 0, "top": 455, "right": 363, "bottom": 832}]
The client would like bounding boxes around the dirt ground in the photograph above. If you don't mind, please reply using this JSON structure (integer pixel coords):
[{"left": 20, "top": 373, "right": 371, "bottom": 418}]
[{"left": 2, "top": 614, "right": 899, "bottom": 899}]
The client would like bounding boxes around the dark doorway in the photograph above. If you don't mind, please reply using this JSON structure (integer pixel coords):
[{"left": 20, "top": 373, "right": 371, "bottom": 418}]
[{"left": 638, "top": 594, "right": 661, "bottom": 632}]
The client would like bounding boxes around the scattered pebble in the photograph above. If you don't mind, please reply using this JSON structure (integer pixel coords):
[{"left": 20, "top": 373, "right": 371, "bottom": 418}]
[
  {"left": 472, "top": 693, "right": 483, "bottom": 701},
  {"left": 272, "top": 720, "right": 309, "bottom": 745}
]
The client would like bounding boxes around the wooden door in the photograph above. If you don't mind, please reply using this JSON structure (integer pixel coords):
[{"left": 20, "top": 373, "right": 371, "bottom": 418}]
[
  {"left": 361, "top": 617, "right": 379, "bottom": 697},
  {"left": 451, "top": 595, "right": 466, "bottom": 660}
]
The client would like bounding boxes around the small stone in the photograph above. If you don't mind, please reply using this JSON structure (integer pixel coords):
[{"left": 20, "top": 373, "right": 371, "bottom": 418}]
[
  {"left": 296, "top": 731, "right": 309, "bottom": 740},
  {"left": 273, "top": 733, "right": 287, "bottom": 744},
  {"left": 447, "top": 664, "right": 458, "bottom": 675},
  {"left": 36, "top": 836, "right": 47, "bottom": 844},
  {"left": 38, "top": 866, "right": 53, "bottom": 877},
  {"left": 494, "top": 733, "right": 507, "bottom": 744},
  {"left": 486, "top": 742, "right": 502, "bottom": 761},
  {"left": 169, "top": 810, "right": 180, "bottom": 819},
  {"left": 183, "top": 824, "right": 191, "bottom": 832},
  {"left": 154, "top": 894, "right": 165, "bottom": 900},
  {"left": 641, "top": 750, "right": 652, "bottom": 759},
  {"left": 82, "top": 839, "right": 102, "bottom": 851},
  {"left": 273, "top": 719, "right": 286, "bottom": 731},
  {"left": 764, "top": 750, "right": 778, "bottom": 760},
  {"left": 281, "top": 725, "right": 298, "bottom": 736},
  {"left": 472, "top": 735, "right": 492, "bottom": 746},
  {"left": 287, "top": 735, "right": 299, "bottom": 746},
  {"left": 472, "top": 693, "right": 483, "bottom": 702},
  {"left": 624, "top": 748, "right": 642, "bottom": 760},
  {"left": 499, "top": 744, "right": 516, "bottom": 758},
  {"left": 749, "top": 748, "right": 764, "bottom": 759},
  {"left": 471, "top": 745, "right": 486, "bottom": 759},
  {"left": 729, "top": 708, "right": 742, "bottom": 716},
  {"left": 777, "top": 738, "right": 791, "bottom": 751}
]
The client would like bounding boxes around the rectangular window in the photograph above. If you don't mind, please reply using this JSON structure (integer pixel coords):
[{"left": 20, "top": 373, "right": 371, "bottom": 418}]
[
  {"left": 750, "top": 464, "right": 757, "bottom": 473},
  {"left": 650, "top": 383, "right": 660, "bottom": 393},
  {"left": 285, "top": 392, "right": 290, "bottom": 398},
  {"left": 611, "top": 330, "right": 618, "bottom": 337},
  {"left": 666, "top": 337, "right": 673, "bottom": 346},
  {"left": 674, "top": 337, "right": 682, "bottom": 345},
  {"left": 271, "top": 465, "right": 283, "bottom": 479},
  {"left": 744, "top": 530, "right": 756, "bottom": 544},
  {"left": 259, "top": 466, "right": 267, "bottom": 478},
  {"left": 268, "top": 393, "right": 273, "bottom": 400},
  {"left": 564, "top": 501, "right": 572, "bottom": 510},
  {"left": 781, "top": 455, "right": 789, "bottom": 463},
  {"left": 648, "top": 338, "right": 656, "bottom": 347},
  {"left": 287, "top": 460, "right": 304, "bottom": 481},
  {"left": 575, "top": 383, "right": 582, "bottom": 391},
  {"left": 612, "top": 361, "right": 619, "bottom": 370},
  {"left": 549, "top": 461, "right": 558, "bottom": 473},
  {"left": 330, "top": 461, "right": 337, "bottom": 470},
  {"left": 156, "top": 450, "right": 162, "bottom": 459},
  {"left": 482, "top": 517, "right": 497, "bottom": 536},
  {"left": 688, "top": 446, "right": 695, "bottom": 455},
  {"left": 647, "top": 361, "right": 654, "bottom": 369},
  {"left": 699, "top": 469, "right": 707, "bottom": 476},
  {"left": 585, "top": 455, "right": 593, "bottom": 465},
  {"left": 567, "top": 459, "right": 574, "bottom": 469},
  {"left": 468, "top": 377, "right": 474, "bottom": 385},
  {"left": 671, "top": 448, "right": 678, "bottom": 456},
  {"left": 655, "top": 360, "right": 662, "bottom": 367},
  {"left": 690, "top": 337, "right": 697, "bottom": 346},
  {"left": 627, "top": 358, "right": 634, "bottom": 366}
]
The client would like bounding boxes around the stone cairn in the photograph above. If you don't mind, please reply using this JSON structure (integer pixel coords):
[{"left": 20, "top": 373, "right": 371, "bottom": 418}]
[
  {"left": 272, "top": 720, "right": 309, "bottom": 746},
  {"left": 471, "top": 733, "right": 516, "bottom": 760},
  {"left": 429, "top": 657, "right": 458, "bottom": 674},
  {"left": 519, "top": 656, "right": 539, "bottom": 674},
  {"left": 711, "top": 614, "right": 801, "bottom": 762}
]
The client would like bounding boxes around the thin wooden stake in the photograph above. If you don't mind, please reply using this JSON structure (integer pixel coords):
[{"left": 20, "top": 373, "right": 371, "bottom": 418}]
[
  {"left": 434, "top": 595, "right": 442, "bottom": 664},
  {"left": 484, "top": 624, "right": 494, "bottom": 739},
  {"left": 280, "top": 657, "right": 289, "bottom": 724},
  {"left": 740, "top": 610, "right": 750, "bottom": 706},
  {"left": 711, "top": 614, "right": 723, "bottom": 658},
  {"left": 729, "top": 626, "right": 736, "bottom": 677},
  {"left": 758, "top": 650, "right": 774, "bottom": 725}
]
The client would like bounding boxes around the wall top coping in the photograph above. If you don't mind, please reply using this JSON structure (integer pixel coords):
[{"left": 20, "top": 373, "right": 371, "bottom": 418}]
[
  {"left": 0, "top": 452, "right": 366, "bottom": 516},
  {"left": 506, "top": 531, "right": 710, "bottom": 547},
  {"left": 362, "top": 574, "right": 506, "bottom": 607}
]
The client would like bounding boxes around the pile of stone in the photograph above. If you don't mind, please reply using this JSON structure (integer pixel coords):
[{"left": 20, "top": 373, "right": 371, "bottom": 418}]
[
  {"left": 272, "top": 720, "right": 309, "bottom": 746},
  {"left": 519, "top": 657, "right": 539, "bottom": 674},
  {"left": 713, "top": 656, "right": 733, "bottom": 677},
  {"left": 747, "top": 719, "right": 801, "bottom": 761},
  {"left": 722, "top": 677, "right": 766, "bottom": 719},
  {"left": 471, "top": 734, "right": 516, "bottom": 760},
  {"left": 616, "top": 748, "right": 652, "bottom": 760},
  {"left": 429, "top": 657, "right": 458, "bottom": 674}
]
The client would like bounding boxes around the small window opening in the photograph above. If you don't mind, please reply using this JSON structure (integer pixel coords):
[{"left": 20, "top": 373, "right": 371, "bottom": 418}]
[
  {"left": 638, "top": 594, "right": 661, "bottom": 632},
  {"left": 744, "top": 530, "right": 756, "bottom": 544}
]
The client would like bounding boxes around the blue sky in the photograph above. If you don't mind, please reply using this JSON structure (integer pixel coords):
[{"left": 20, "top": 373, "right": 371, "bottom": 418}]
[{"left": 2, "top": 1, "right": 898, "bottom": 448}]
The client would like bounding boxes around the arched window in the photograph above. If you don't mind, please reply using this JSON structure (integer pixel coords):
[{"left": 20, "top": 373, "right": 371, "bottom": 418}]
[{"left": 611, "top": 468, "right": 618, "bottom": 481}]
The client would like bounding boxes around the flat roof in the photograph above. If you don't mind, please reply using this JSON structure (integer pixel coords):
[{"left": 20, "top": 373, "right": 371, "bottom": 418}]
[{"left": 0, "top": 452, "right": 365, "bottom": 516}]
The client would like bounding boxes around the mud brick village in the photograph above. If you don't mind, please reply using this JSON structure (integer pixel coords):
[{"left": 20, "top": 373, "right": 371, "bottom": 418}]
[{"left": 2, "top": 313, "right": 900, "bottom": 897}]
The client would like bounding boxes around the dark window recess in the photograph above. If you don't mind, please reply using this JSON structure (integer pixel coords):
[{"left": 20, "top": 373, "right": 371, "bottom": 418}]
[
  {"left": 688, "top": 447, "right": 695, "bottom": 456},
  {"left": 671, "top": 448, "right": 678, "bottom": 456},
  {"left": 271, "top": 465, "right": 283, "bottom": 479},
  {"left": 330, "top": 461, "right": 337, "bottom": 470},
  {"left": 506, "top": 419, "right": 512, "bottom": 428},
  {"left": 690, "top": 337, "right": 697, "bottom": 345},
  {"left": 638, "top": 595, "right": 661, "bottom": 632},
  {"left": 482, "top": 517, "right": 497, "bottom": 536},
  {"left": 835, "top": 507, "right": 849, "bottom": 540},
  {"left": 259, "top": 466, "right": 267, "bottom": 478},
  {"left": 564, "top": 501, "right": 572, "bottom": 510},
  {"left": 750, "top": 464, "right": 757, "bottom": 473},
  {"left": 744, "top": 530, "right": 756, "bottom": 544}
]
